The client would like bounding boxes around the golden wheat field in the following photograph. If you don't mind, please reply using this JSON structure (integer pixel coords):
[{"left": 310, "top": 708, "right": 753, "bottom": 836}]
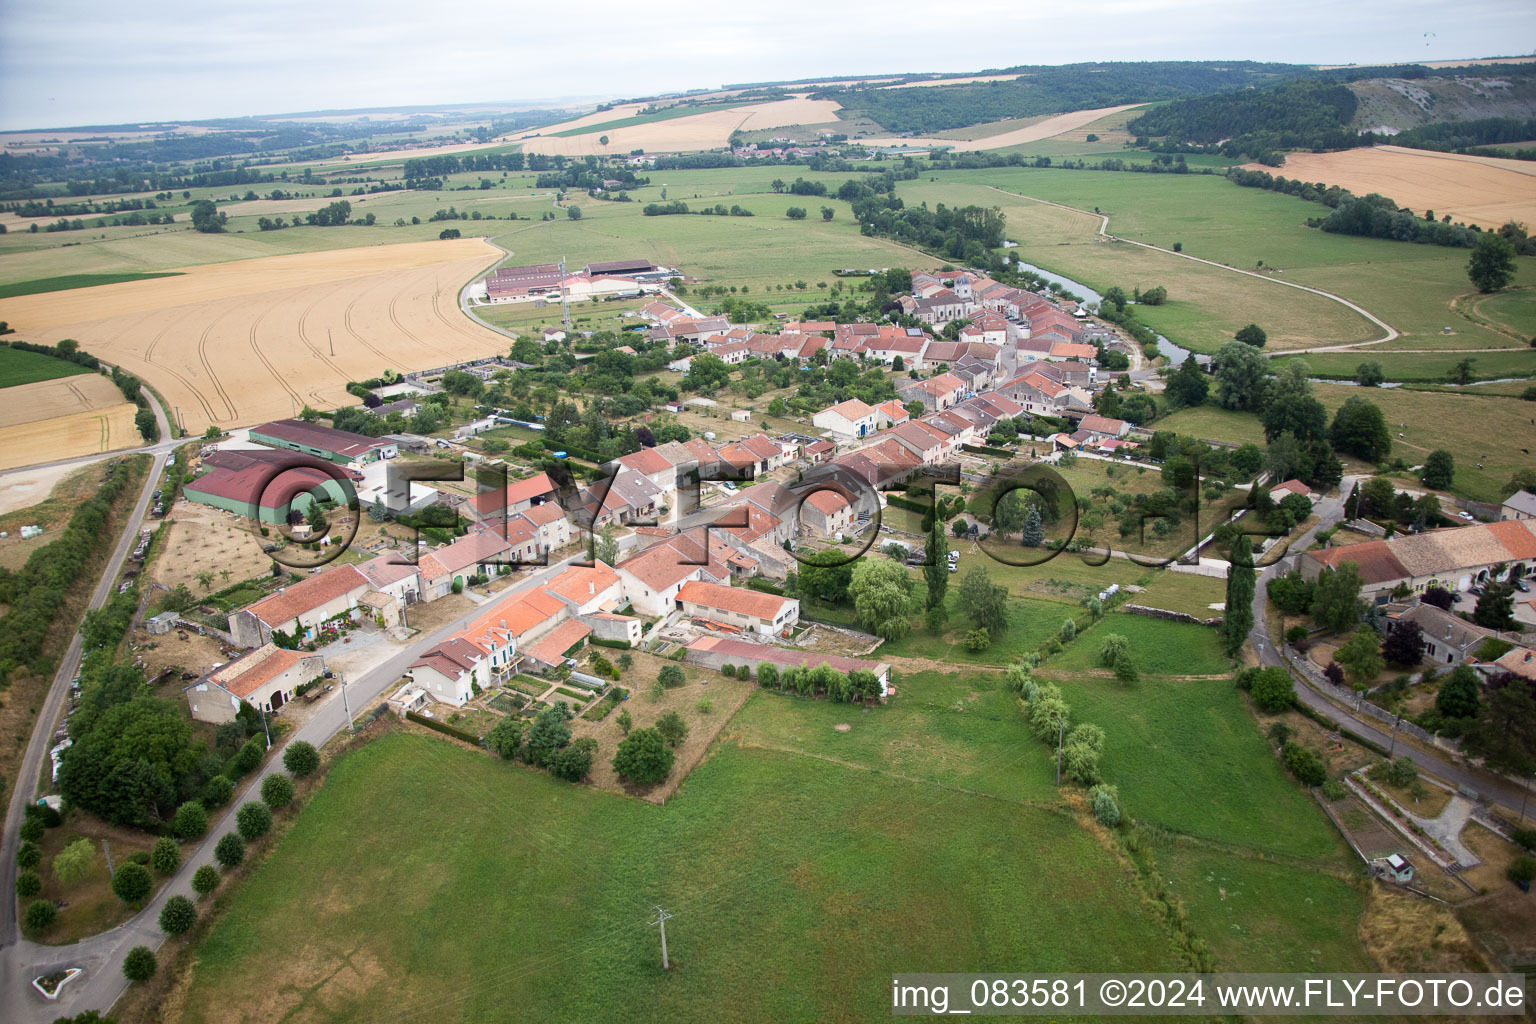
[
  {"left": 519, "top": 96, "right": 845, "bottom": 157},
  {"left": 1253, "top": 145, "right": 1536, "bottom": 229},
  {"left": 859, "top": 103, "right": 1145, "bottom": 152},
  {"left": 0, "top": 402, "right": 139, "bottom": 471},
  {"left": 0, "top": 238, "right": 509, "bottom": 441}
]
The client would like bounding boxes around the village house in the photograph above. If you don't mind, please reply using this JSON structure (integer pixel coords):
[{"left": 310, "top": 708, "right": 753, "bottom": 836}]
[
  {"left": 800, "top": 488, "right": 856, "bottom": 539},
  {"left": 1269, "top": 479, "right": 1315, "bottom": 504},
  {"left": 1298, "top": 519, "right": 1536, "bottom": 602},
  {"left": 417, "top": 531, "right": 514, "bottom": 600},
  {"left": 461, "top": 471, "right": 560, "bottom": 522},
  {"left": 229, "top": 564, "right": 370, "bottom": 648},
  {"left": 1076, "top": 414, "right": 1131, "bottom": 441},
  {"left": 874, "top": 399, "right": 910, "bottom": 430},
  {"left": 615, "top": 527, "right": 737, "bottom": 616},
  {"left": 185, "top": 645, "right": 325, "bottom": 722},
  {"left": 677, "top": 580, "right": 800, "bottom": 637},
  {"left": 886, "top": 420, "right": 951, "bottom": 465},
  {"left": 813, "top": 398, "right": 879, "bottom": 440},
  {"left": 897, "top": 372, "right": 966, "bottom": 413},
  {"left": 1503, "top": 490, "right": 1536, "bottom": 521}
]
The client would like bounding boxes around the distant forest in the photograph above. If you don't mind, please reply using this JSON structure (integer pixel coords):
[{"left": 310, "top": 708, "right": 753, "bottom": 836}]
[
  {"left": 820, "top": 61, "right": 1306, "bottom": 135},
  {"left": 1129, "top": 65, "right": 1536, "bottom": 163},
  {"left": 1127, "top": 79, "right": 1360, "bottom": 163}
]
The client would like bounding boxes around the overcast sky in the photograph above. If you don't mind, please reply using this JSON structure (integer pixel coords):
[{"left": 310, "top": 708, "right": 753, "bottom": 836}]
[{"left": 1, "top": 0, "right": 1533, "bottom": 130}]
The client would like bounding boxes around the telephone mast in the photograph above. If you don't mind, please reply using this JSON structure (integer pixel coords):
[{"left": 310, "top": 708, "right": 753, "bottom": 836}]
[{"left": 560, "top": 256, "right": 571, "bottom": 331}]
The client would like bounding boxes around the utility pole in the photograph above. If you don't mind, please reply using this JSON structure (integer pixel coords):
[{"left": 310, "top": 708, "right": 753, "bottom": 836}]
[
  {"left": 328, "top": 328, "right": 335, "bottom": 356},
  {"left": 101, "top": 839, "right": 114, "bottom": 877},
  {"left": 1522, "top": 775, "right": 1532, "bottom": 824},
  {"left": 560, "top": 256, "right": 571, "bottom": 331},
  {"left": 649, "top": 906, "right": 672, "bottom": 970},
  {"left": 341, "top": 674, "right": 355, "bottom": 732},
  {"left": 260, "top": 705, "right": 272, "bottom": 749},
  {"left": 1388, "top": 711, "right": 1401, "bottom": 759}
]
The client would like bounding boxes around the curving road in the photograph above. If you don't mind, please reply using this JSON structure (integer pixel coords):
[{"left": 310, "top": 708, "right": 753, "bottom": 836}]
[
  {"left": 1245, "top": 476, "right": 1529, "bottom": 818},
  {"left": 979, "top": 185, "right": 1401, "bottom": 352}
]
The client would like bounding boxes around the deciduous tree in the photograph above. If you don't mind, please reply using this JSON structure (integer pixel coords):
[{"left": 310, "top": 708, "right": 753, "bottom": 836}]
[{"left": 612, "top": 728, "right": 673, "bottom": 784}]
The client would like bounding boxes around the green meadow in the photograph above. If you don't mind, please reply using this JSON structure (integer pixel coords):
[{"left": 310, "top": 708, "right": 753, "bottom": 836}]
[
  {"left": 179, "top": 732, "right": 1180, "bottom": 1024},
  {"left": 0, "top": 345, "right": 95, "bottom": 388}
]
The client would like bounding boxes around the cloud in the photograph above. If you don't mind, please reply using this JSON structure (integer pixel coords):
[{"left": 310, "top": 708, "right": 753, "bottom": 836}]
[{"left": 0, "top": 0, "right": 1532, "bottom": 127}]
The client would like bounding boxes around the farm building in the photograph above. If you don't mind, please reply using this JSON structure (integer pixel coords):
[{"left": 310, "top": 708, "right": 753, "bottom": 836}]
[
  {"left": 185, "top": 644, "right": 325, "bottom": 722},
  {"left": 1298, "top": 519, "right": 1536, "bottom": 602},
  {"left": 183, "top": 449, "right": 353, "bottom": 524},
  {"left": 684, "top": 636, "right": 890, "bottom": 690},
  {"left": 676, "top": 580, "right": 799, "bottom": 636},
  {"left": 249, "top": 419, "right": 397, "bottom": 468},
  {"left": 229, "top": 564, "right": 370, "bottom": 648}
]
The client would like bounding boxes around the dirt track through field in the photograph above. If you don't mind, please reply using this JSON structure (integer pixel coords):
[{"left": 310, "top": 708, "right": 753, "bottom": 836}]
[
  {"left": 0, "top": 238, "right": 508, "bottom": 439},
  {"left": 1247, "top": 146, "right": 1536, "bottom": 230}
]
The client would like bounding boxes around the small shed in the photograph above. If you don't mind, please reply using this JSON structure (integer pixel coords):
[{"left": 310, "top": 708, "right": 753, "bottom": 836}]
[
  {"left": 147, "top": 611, "right": 181, "bottom": 635},
  {"left": 731, "top": 410, "right": 751, "bottom": 423},
  {"left": 1381, "top": 853, "right": 1414, "bottom": 883}
]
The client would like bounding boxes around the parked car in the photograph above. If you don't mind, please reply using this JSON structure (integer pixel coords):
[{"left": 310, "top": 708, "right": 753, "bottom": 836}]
[
  {"left": 1468, "top": 585, "right": 1484, "bottom": 597},
  {"left": 1458, "top": 511, "right": 1475, "bottom": 521},
  {"left": 1516, "top": 579, "right": 1532, "bottom": 593}
]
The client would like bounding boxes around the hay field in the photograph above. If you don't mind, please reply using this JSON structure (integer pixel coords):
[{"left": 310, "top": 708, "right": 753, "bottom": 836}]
[
  {"left": 1254, "top": 145, "right": 1536, "bottom": 229},
  {"left": 0, "top": 238, "right": 508, "bottom": 438},
  {"left": 0, "top": 403, "right": 138, "bottom": 471},
  {"left": 520, "top": 96, "right": 844, "bottom": 157},
  {"left": 0, "top": 373, "right": 139, "bottom": 470},
  {"left": 860, "top": 103, "right": 1144, "bottom": 152},
  {"left": 0, "top": 372, "right": 125, "bottom": 426}
]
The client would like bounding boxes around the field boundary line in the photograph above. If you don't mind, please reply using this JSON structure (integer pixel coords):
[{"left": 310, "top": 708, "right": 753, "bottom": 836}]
[{"left": 978, "top": 184, "right": 1400, "bottom": 353}]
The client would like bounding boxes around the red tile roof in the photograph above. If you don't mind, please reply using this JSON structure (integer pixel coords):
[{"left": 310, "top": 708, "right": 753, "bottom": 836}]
[
  {"left": 209, "top": 645, "right": 318, "bottom": 698},
  {"left": 469, "top": 472, "right": 557, "bottom": 515},
  {"left": 244, "top": 565, "right": 367, "bottom": 627},
  {"left": 522, "top": 619, "right": 592, "bottom": 666},
  {"left": 678, "top": 580, "right": 796, "bottom": 621}
]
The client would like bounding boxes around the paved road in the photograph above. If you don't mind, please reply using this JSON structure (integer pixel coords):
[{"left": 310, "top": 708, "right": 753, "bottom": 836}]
[
  {"left": 1, "top": 548, "right": 584, "bottom": 1023},
  {"left": 1245, "top": 476, "right": 1530, "bottom": 818}
]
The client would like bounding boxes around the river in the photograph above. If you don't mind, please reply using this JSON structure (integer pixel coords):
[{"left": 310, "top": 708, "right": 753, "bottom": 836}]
[{"left": 1010, "top": 257, "right": 1206, "bottom": 365}]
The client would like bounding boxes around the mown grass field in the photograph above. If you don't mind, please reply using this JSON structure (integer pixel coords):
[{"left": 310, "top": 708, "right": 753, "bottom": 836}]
[
  {"left": 1132, "top": 570, "right": 1227, "bottom": 620},
  {"left": 1145, "top": 403, "right": 1265, "bottom": 446},
  {"left": 0, "top": 345, "right": 94, "bottom": 388},
  {"left": 1154, "top": 844, "right": 1373, "bottom": 972},
  {"left": 1046, "top": 612, "right": 1231, "bottom": 676},
  {"left": 179, "top": 731, "right": 1179, "bottom": 1024},
  {"left": 1308, "top": 382, "right": 1536, "bottom": 503},
  {"left": 1049, "top": 667, "right": 1339, "bottom": 860}
]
